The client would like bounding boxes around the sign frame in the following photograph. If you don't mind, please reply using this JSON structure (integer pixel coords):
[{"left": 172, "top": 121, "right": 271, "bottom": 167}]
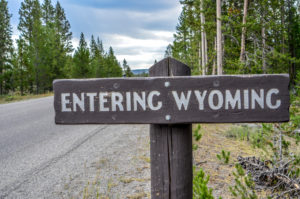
[{"left": 54, "top": 74, "right": 290, "bottom": 124}]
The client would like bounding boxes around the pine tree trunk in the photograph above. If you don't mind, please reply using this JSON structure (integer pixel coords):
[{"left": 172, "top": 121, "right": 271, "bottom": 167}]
[
  {"left": 216, "top": 0, "right": 223, "bottom": 75},
  {"left": 212, "top": 37, "right": 217, "bottom": 75},
  {"left": 0, "top": 66, "right": 2, "bottom": 95},
  {"left": 287, "top": 0, "right": 296, "bottom": 83},
  {"left": 201, "top": 33, "right": 205, "bottom": 75},
  {"left": 222, "top": 34, "right": 225, "bottom": 67},
  {"left": 200, "top": 0, "right": 207, "bottom": 75},
  {"left": 198, "top": 41, "right": 201, "bottom": 73},
  {"left": 183, "top": 33, "right": 187, "bottom": 63},
  {"left": 20, "top": 62, "right": 24, "bottom": 95},
  {"left": 281, "top": 0, "right": 285, "bottom": 54},
  {"left": 262, "top": 16, "right": 267, "bottom": 73},
  {"left": 35, "top": 65, "right": 39, "bottom": 94},
  {"left": 205, "top": 31, "right": 208, "bottom": 74},
  {"left": 240, "top": 0, "right": 249, "bottom": 63}
]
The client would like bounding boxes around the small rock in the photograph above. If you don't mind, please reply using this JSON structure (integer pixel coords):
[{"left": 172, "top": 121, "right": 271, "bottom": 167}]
[
  {"left": 236, "top": 123, "right": 261, "bottom": 129},
  {"left": 293, "top": 129, "right": 300, "bottom": 134}
]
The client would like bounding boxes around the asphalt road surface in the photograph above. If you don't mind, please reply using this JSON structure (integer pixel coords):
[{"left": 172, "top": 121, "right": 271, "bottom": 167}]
[{"left": 0, "top": 96, "right": 150, "bottom": 198}]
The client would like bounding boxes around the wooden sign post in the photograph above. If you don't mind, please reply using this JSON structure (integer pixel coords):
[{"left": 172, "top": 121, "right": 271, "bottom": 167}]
[
  {"left": 53, "top": 57, "right": 290, "bottom": 199},
  {"left": 149, "top": 58, "right": 193, "bottom": 198}
]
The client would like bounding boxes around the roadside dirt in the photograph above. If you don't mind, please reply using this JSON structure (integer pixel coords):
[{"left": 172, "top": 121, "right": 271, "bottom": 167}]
[
  {"left": 194, "top": 124, "right": 300, "bottom": 198},
  {"left": 57, "top": 123, "right": 280, "bottom": 199},
  {"left": 55, "top": 125, "right": 151, "bottom": 199}
]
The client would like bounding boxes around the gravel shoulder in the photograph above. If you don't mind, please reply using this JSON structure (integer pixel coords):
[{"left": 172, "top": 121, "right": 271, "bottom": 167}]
[
  {"left": 1, "top": 124, "right": 150, "bottom": 199},
  {"left": 2, "top": 96, "right": 279, "bottom": 199},
  {"left": 54, "top": 124, "right": 151, "bottom": 199},
  {"left": 0, "top": 97, "right": 150, "bottom": 199}
]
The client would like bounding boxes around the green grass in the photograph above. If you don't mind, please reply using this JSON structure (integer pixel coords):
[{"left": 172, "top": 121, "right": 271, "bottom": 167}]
[
  {"left": 216, "top": 150, "right": 231, "bottom": 164},
  {"left": 0, "top": 92, "right": 53, "bottom": 104},
  {"left": 225, "top": 125, "right": 273, "bottom": 150}
]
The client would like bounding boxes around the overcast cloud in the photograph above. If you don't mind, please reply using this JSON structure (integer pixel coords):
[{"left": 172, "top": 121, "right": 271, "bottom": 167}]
[{"left": 8, "top": 0, "right": 181, "bottom": 69}]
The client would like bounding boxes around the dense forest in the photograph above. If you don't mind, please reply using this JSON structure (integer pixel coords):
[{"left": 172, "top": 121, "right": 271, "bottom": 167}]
[
  {"left": 0, "top": 0, "right": 130, "bottom": 95},
  {"left": 1, "top": 0, "right": 300, "bottom": 96},
  {"left": 166, "top": 0, "right": 300, "bottom": 84},
  {"left": 166, "top": 1, "right": 300, "bottom": 198}
]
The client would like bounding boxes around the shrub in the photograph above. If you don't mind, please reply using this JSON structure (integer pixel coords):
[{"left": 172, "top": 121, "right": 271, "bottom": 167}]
[
  {"left": 217, "top": 150, "right": 230, "bottom": 164},
  {"left": 193, "top": 124, "right": 202, "bottom": 141},
  {"left": 229, "top": 164, "right": 257, "bottom": 199},
  {"left": 193, "top": 168, "right": 221, "bottom": 199}
]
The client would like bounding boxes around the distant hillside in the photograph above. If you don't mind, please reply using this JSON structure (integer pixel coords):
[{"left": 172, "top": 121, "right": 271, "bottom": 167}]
[{"left": 131, "top": 69, "right": 149, "bottom": 75}]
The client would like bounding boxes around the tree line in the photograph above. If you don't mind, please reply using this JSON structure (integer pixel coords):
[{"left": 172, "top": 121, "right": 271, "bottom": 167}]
[
  {"left": 166, "top": 0, "right": 300, "bottom": 84},
  {"left": 0, "top": 0, "right": 132, "bottom": 95}
]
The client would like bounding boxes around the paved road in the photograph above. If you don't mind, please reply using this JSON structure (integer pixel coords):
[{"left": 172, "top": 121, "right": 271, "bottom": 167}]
[{"left": 0, "top": 97, "right": 149, "bottom": 198}]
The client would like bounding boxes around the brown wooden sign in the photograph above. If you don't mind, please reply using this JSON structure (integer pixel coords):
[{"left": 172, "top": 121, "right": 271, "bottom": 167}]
[{"left": 53, "top": 74, "right": 289, "bottom": 124}]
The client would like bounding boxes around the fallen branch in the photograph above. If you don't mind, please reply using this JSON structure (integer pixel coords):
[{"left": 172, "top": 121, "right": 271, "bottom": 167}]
[{"left": 237, "top": 156, "right": 300, "bottom": 198}]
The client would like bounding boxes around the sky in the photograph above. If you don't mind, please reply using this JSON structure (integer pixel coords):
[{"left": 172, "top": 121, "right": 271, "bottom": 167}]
[{"left": 7, "top": 0, "right": 182, "bottom": 69}]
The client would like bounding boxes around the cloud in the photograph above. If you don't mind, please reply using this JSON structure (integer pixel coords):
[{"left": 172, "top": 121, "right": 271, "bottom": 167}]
[
  {"left": 8, "top": 0, "right": 182, "bottom": 70},
  {"left": 63, "top": 3, "right": 181, "bottom": 39},
  {"left": 63, "top": 0, "right": 176, "bottom": 12},
  {"left": 103, "top": 31, "right": 173, "bottom": 49},
  {"left": 61, "top": 2, "right": 181, "bottom": 69},
  {"left": 101, "top": 31, "right": 173, "bottom": 69}
]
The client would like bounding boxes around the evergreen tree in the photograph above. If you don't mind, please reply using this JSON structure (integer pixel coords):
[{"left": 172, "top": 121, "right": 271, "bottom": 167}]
[
  {"left": 164, "top": 44, "right": 173, "bottom": 58},
  {"left": 287, "top": 0, "right": 300, "bottom": 83},
  {"left": 13, "top": 39, "right": 29, "bottom": 95},
  {"left": 90, "top": 35, "right": 98, "bottom": 59},
  {"left": 105, "top": 47, "right": 122, "bottom": 77},
  {"left": 90, "top": 35, "right": 105, "bottom": 77},
  {"left": 18, "top": 0, "right": 44, "bottom": 93},
  {"left": 216, "top": 0, "right": 222, "bottom": 74},
  {"left": 18, "top": 0, "right": 35, "bottom": 43},
  {"left": 0, "top": 0, "right": 13, "bottom": 95},
  {"left": 122, "top": 59, "right": 133, "bottom": 77},
  {"left": 96, "top": 37, "right": 104, "bottom": 55},
  {"left": 51, "top": 1, "right": 73, "bottom": 80},
  {"left": 41, "top": 0, "right": 55, "bottom": 86},
  {"left": 172, "top": 6, "right": 190, "bottom": 65},
  {"left": 54, "top": 1, "right": 72, "bottom": 53},
  {"left": 42, "top": 0, "right": 54, "bottom": 26},
  {"left": 2, "top": 0, "right": 298, "bottom": 95},
  {"left": 170, "top": 0, "right": 300, "bottom": 79},
  {"left": 72, "top": 32, "right": 90, "bottom": 78},
  {"left": 30, "top": 0, "right": 47, "bottom": 93}
]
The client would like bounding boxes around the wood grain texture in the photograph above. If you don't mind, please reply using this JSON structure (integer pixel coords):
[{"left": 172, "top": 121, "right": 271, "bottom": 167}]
[
  {"left": 54, "top": 69, "right": 289, "bottom": 124},
  {"left": 150, "top": 124, "right": 193, "bottom": 199},
  {"left": 150, "top": 57, "right": 193, "bottom": 199}
]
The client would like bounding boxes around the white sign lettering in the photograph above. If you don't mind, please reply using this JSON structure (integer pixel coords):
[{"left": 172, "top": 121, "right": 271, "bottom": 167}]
[
  {"left": 172, "top": 91, "right": 192, "bottom": 111},
  {"left": 61, "top": 93, "right": 71, "bottom": 112},
  {"left": 208, "top": 90, "right": 223, "bottom": 110},
  {"left": 60, "top": 88, "right": 282, "bottom": 112}
]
